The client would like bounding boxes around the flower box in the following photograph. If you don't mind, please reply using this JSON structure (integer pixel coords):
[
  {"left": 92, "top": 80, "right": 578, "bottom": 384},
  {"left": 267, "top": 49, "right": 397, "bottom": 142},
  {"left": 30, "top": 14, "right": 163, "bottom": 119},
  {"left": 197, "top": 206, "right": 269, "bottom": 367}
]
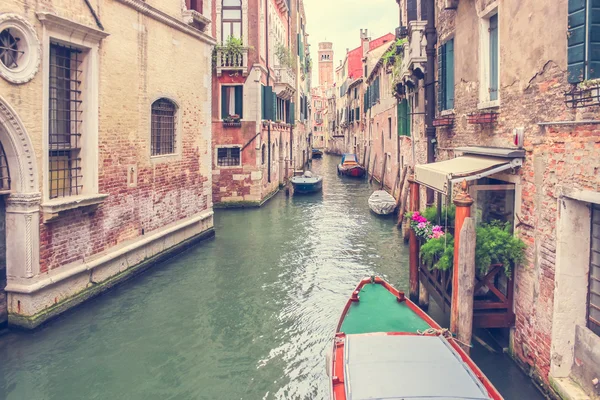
[{"left": 467, "top": 112, "right": 498, "bottom": 125}]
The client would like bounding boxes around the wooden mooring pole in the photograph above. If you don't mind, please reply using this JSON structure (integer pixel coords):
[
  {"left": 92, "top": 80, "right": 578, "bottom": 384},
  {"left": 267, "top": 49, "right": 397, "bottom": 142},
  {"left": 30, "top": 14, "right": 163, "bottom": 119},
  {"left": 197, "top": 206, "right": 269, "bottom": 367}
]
[
  {"left": 380, "top": 156, "right": 387, "bottom": 189},
  {"left": 408, "top": 175, "right": 420, "bottom": 303},
  {"left": 450, "top": 181, "right": 474, "bottom": 339},
  {"left": 455, "top": 217, "right": 476, "bottom": 354},
  {"left": 370, "top": 154, "right": 377, "bottom": 184},
  {"left": 362, "top": 147, "right": 367, "bottom": 167}
]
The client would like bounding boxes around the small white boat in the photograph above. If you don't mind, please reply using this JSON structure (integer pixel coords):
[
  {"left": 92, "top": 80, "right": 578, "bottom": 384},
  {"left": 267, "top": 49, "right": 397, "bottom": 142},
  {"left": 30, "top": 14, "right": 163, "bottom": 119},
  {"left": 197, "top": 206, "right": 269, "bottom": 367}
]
[
  {"left": 290, "top": 171, "right": 323, "bottom": 194},
  {"left": 368, "top": 190, "right": 397, "bottom": 215}
]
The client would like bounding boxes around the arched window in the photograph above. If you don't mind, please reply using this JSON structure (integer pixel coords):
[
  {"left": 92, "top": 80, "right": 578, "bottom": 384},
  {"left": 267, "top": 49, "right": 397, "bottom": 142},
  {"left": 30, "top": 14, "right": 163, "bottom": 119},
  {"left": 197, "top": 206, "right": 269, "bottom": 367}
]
[
  {"left": 151, "top": 98, "right": 177, "bottom": 156},
  {"left": 261, "top": 144, "right": 266, "bottom": 165},
  {"left": 222, "top": 0, "right": 242, "bottom": 42}
]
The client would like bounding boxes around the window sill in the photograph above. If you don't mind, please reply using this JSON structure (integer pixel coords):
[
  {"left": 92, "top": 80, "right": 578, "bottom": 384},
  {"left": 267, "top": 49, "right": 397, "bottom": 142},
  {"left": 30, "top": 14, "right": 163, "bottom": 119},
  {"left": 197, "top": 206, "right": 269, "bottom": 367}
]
[
  {"left": 42, "top": 193, "right": 108, "bottom": 222},
  {"left": 150, "top": 152, "right": 181, "bottom": 164},
  {"left": 440, "top": 109, "right": 455, "bottom": 116},
  {"left": 477, "top": 100, "right": 500, "bottom": 110}
]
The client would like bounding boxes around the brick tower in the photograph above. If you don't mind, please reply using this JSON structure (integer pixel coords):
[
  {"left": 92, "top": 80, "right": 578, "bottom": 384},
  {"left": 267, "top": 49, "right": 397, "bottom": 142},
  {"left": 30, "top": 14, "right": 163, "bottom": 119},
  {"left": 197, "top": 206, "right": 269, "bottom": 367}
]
[{"left": 318, "top": 42, "right": 334, "bottom": 88}]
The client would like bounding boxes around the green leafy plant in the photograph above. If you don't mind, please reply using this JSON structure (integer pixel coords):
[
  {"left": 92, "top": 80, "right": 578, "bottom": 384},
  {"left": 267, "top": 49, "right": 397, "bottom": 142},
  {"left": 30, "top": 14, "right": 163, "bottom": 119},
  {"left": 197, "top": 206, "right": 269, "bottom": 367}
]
[
  {"left": 418, "top": 220, "right": 526, "bottom": 278},
  {"left": 382, "top": 38, "right": 407, "bottom": 97},
  {"left": 420, "top": 233, "right": 455, "bottom": 271},
  {"left": 275, "top": 43, "right": 293, "bottom": 68},
  {"left": 213, "top": 36, "right": 246, "bottom": 69},
  {"left": 475, "top": 221, "right": 526, "bottom": 278},
  {"left": 422, "top": 204, "right": 456, "bottom": 228}
]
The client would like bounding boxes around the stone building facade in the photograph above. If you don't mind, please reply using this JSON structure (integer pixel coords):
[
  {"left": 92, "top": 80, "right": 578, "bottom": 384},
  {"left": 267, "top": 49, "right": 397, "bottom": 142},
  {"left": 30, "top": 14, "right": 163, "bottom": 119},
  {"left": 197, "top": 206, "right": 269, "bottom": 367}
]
[
  {"left": 395, "top": 0, "right": 600, "bottom": 397},
  {"left": 211, "top": 0, "right": 312, "bottom": 207},
  {"left": 0, "top": 0, "right": 215, "bottom": 328}
]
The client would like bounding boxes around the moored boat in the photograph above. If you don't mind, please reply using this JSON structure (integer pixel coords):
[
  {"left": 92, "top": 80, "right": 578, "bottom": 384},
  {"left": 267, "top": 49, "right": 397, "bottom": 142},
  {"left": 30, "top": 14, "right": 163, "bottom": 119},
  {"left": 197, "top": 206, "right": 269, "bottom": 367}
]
[
  {"left": 329, "top": 277, "right": 503, "bottom": 400},
  {"left": 368, "top": 190, "right": 397, "bottom": 215},
  {"left": 312, "top": 148, "right": 324, "bottom": 158},
  {"left": 290, "top": 171, "right": 323, "bottom": 194},
  {"left": 337, "top": 154, "right": 366, "bottom": 178}
]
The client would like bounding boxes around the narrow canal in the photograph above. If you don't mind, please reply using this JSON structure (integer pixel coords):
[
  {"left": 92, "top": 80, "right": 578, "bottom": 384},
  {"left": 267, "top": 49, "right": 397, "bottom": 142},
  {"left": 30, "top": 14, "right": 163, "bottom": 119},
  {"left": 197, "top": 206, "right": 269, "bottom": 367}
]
[{"left": 0, "top": 155, "right": 543, "bottom": 400}]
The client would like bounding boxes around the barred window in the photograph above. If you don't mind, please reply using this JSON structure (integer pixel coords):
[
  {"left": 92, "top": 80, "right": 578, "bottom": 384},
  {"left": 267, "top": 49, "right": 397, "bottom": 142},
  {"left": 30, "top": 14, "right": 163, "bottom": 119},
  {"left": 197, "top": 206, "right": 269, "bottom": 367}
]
[
  {"left": 217, "top": 147, "right": 240, "bottom": 167},
  {"left": 0, "top": 142, "right": 10, "bottom": 191},
  {"left": 48, "top": 42, "right": 83, "bottom": 199},
  {"left": 151, "top": 99, "right": 177, "bottom": 156}
]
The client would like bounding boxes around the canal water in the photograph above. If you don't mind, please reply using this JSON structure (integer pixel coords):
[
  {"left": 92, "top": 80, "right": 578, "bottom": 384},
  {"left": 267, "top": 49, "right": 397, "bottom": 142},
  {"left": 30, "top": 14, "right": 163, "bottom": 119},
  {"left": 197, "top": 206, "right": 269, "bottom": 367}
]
[{"left": 0, "top": 155, "right": 543, "bottom": 400}]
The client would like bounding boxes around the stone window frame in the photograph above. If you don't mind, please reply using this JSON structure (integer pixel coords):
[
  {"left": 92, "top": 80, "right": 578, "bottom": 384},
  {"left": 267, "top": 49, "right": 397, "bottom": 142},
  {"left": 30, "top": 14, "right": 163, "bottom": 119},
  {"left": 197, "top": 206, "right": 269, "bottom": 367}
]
[
  {"left": 148, "top": 95, "right": 183, "bottom": 164},
  {"left": 38, "top": 13, "right": 109, "bottom": 219},
  {"left": 215, "top": 144, "right": 242, "bottom": 169},
  {"left": 477, "top": 2, "right": 501, "bottom": 110},
  {"left": 216, "top": 0, "right": 248, "bottom": 46},
  {"left": 150, "top": 97, "right": 180, "bottom": 158}
]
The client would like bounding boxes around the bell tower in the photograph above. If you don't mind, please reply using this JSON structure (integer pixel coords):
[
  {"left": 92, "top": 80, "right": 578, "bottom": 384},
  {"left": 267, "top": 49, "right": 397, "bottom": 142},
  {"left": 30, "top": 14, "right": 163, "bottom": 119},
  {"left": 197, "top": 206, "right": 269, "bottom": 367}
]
[{"left": 318, "top": 42, "right": 334, "bottom": 88}]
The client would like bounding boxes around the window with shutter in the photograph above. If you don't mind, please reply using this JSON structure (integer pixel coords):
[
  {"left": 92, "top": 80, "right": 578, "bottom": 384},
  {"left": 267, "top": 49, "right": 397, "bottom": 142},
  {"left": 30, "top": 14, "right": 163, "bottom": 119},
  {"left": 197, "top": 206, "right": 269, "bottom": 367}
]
[
  {"left": 489, "top": 14, "right": 499, "bottom": 101},
  {"left": 568, "top": 0, "right": 588, "bottom": 82},
  {"left": 235, "top": 86, "right": 244, "bottom": 118},
  {"left": 439, "top": 39, "right": 455, "bottom": 111},
  {"left": 420, "top": 0, "right": 428, "bottom": 21},
  {"left": 397, "top": 99, "right": 410, "bottom": 137}
]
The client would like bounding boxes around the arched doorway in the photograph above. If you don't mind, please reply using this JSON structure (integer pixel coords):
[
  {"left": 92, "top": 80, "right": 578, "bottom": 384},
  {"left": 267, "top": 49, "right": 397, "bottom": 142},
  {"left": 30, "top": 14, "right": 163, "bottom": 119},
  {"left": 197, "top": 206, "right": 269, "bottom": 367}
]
[{"left": 0, "top": 95, "right": 41, "bottom": 326}]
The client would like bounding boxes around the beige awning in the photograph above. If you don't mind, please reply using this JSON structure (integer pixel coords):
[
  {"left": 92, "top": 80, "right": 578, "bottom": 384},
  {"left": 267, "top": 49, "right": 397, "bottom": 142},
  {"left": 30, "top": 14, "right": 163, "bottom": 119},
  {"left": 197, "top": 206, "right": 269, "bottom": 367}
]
[{"left": 415, "top": 155, "right": 522, "bottom": 195}]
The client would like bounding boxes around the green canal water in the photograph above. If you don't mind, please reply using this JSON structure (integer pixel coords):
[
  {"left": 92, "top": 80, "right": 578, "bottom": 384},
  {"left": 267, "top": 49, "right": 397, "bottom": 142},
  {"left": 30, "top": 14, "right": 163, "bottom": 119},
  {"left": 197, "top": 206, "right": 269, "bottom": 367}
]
[{"left": 0, "top": 155, "right": 543, "bottom": 400}]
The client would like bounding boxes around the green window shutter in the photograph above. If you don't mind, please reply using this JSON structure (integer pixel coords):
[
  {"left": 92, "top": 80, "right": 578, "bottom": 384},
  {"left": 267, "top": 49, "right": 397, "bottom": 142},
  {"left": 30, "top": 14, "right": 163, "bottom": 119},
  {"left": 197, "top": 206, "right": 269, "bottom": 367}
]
[
  {"left": 297, "top": 33, "right": 301, "bottom": 56},
  {"left": 221, "top": 86, "right": 228, "bottom": 119},
  {"left": 235, "top": 86, "right": 243, "bottom": 118},
  {"left": 588, "top": 0, "right": 600, "bottom": 79},
  {"left": 356, "top": 107, "right": 360, "bottom": 120},
  {"left": 264, "top": 86, "right": 273, "bottom": 120},
  {"left": 446, "top": 39, "right": 455, "bottom": 109},
  {"left": 438, "top": 44, "right": 444, "bottom": 112},
  {"left": 407, "top": 100, "right": 411, "bottom": 137},
  {"left": 398, "top": 99, "right": 408, "bottom": 137},
  {"left": 285, "top": 100, "right": 290, "bottom": 123},
  {"left": 261, "top": 85, "right": 265, "bottom": 120},
  {"left": 489, "top": 14, "right": 499, "bottom": 101},
  {"left": 568, "top": 0, "right": 587, "bottom": 82},
  {"left": 290, "top": 101, "right": 295, "bottom": 125},
  {"left": 272, "top": 93, "right": 277, "bottom": 121}
]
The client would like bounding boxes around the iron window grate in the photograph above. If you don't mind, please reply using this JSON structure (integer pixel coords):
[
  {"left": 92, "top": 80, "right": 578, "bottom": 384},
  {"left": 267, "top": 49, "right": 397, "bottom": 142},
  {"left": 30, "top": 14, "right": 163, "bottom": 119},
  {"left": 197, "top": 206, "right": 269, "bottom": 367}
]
[
  {"left": 0, "top": 142, "right": 10, "bottom": 191},
  {"left": 0, "top": 28, "right": 24, "bottom": 69},
  {"left": 151, "top": 99, "right": 177, "bottom": 156},
  {"left": 589, "top": 204, "right": 600, "bottom": 336},
  {"left": 49, "top": 42, "right": 83, "bottom": 199},
  {"left": 217, "top": 147, "right": 240, "bottom": 167}
]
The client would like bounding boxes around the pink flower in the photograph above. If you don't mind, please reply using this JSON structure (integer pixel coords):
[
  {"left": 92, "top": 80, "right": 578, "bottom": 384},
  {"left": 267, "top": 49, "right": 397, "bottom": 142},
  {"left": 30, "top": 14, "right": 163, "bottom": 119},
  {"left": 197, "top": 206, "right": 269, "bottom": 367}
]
[{"left": 417, "top": 222, "right": 427, "bottom": 229}]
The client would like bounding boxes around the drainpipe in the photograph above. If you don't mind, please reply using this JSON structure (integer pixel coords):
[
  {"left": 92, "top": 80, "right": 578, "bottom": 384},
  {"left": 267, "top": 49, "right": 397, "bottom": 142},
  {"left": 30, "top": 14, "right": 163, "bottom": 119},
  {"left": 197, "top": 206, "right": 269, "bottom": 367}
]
[
  {"left": 289, "top": 6, "right": 293, "bottom": 176},
  {"left": 424, "top": 0, "right": 437, "bottom": 205},
  {"left": 266, "top": 1, "right": 271, "bottom": 183}
]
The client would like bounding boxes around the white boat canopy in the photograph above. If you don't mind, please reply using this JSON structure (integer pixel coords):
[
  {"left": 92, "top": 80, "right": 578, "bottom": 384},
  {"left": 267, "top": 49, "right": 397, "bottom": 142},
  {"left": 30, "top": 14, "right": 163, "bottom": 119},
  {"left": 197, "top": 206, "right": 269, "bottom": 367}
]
[{"left": 414, "top": 147, "right": 524, "bottom": 195}]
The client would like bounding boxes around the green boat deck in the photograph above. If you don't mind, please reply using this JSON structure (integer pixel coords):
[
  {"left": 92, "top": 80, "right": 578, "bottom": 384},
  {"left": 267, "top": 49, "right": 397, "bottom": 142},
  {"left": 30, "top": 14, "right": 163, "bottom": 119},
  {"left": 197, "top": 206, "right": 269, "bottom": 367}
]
[{"left": 340, "top": 283, "right": 431, "bottom": 335}]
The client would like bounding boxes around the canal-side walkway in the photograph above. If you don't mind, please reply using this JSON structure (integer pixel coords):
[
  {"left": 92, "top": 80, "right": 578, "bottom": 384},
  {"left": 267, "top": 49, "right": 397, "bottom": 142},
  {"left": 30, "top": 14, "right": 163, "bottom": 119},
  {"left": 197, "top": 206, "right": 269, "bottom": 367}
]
[{"left": 0, "top": 155, "right": 543, "bottom": 400}]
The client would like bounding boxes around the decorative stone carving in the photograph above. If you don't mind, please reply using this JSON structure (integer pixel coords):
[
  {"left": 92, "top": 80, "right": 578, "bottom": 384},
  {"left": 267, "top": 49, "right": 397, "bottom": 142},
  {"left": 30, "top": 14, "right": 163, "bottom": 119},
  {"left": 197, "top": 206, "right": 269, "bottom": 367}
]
[{"left": 0, "top": 13, "right": 41, "bottom": 84}]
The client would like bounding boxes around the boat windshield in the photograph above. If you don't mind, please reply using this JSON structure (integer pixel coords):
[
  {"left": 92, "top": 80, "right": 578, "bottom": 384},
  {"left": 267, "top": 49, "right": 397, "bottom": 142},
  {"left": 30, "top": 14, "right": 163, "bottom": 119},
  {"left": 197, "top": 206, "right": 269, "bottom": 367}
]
[{"left": 341, "top": 154, "right": 357, "bottom": 164}]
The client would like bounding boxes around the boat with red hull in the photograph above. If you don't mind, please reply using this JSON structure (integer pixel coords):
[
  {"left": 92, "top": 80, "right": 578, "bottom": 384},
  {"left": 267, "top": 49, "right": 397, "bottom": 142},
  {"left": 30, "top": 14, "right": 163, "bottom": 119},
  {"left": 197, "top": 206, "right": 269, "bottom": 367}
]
[
  {"left": 329, "top": 276, "right": 503, "bottom": 400},
  {"left": 337, "top": 154, "right": 366, "bottom": 178}
]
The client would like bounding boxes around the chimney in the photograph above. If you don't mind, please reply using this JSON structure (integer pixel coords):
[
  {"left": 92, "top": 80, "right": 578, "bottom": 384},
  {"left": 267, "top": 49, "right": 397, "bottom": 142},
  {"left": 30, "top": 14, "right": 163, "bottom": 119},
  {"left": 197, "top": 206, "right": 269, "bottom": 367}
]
[{"left": 361, "top": 28, "right": 370, "bottom": 57}]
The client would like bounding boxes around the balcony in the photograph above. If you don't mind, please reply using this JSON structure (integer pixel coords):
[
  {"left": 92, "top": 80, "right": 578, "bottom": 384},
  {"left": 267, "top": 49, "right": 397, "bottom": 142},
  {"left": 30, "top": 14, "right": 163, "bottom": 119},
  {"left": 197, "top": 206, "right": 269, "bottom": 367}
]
[
  {"left": 273, "top": 66, "right": 296, "bottom": 100},
  {"left": 182, "top": 0, "right": 211, "bottom": 32},
  {"left": 401, "top": 20, "right": 427, "bottom": 81},
  {"left": 215, "top": 47, "right": 249, "bottom": 77}
]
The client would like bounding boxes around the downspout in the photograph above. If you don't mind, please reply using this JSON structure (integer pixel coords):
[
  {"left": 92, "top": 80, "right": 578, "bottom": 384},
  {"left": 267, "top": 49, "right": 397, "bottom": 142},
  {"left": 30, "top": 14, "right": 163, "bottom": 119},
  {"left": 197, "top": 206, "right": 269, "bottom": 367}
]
[
  {"left": 424, "top": 0, "right": 437, "bottom": 205},
  {"left": 266, "top": 0, "right": 271, "bottom": 183}
]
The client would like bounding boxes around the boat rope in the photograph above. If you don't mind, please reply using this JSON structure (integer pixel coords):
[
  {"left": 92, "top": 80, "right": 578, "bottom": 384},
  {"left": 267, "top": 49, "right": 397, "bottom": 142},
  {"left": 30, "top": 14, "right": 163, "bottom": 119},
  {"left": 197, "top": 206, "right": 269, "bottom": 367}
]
[{"left": 417, "top": 328, "right": 473, "bottom": 348}]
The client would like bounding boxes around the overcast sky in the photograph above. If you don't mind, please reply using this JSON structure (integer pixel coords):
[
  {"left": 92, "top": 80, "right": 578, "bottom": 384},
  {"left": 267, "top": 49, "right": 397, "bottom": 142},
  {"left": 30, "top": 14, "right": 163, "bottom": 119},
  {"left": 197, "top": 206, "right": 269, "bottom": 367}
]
[{"left": 303, "top": 0, "right": 399, "bottom": 84}]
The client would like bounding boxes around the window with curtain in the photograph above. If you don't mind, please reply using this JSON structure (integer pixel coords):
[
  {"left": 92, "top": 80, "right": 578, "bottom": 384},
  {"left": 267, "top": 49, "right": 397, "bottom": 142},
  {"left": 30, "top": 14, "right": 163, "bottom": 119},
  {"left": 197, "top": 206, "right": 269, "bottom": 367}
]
[
  {"left": 222, "top": 0, "right": 242, "bottom": 42},
  {"left": 221, "top": 85, "right": 243, "bottom": 119},
  {"left": 438, "top": 38, "right": 455, "bottom": 111},
  {"left": 568, "top": 0, "right": 600, "bottom": 83}
]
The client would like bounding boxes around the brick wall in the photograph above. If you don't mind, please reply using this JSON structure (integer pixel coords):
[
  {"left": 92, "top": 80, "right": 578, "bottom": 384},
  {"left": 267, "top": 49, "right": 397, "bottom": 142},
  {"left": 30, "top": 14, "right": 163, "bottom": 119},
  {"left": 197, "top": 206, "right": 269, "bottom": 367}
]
[
  {"left": 432, "top": 0, "right": 599, "bottom": 385},
  {"left": 19, "top": 1, "right": 215, "bottom": 273}
]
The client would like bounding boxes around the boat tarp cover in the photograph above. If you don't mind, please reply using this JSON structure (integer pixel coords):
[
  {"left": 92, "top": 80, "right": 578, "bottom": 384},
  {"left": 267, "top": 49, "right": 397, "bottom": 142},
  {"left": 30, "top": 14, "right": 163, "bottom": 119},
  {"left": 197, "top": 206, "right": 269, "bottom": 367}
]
[
  {"left": 344, "top": 334, "right": 491, "bottom": 400},
  {"left": 341, "top": 154, "right": 358, "bottom": 164},
  {"left": 368, "top": 190, "right": 397, "bottom": 215},
  {"left": 340, "top": 284, "right": 430, "bottom": 335}
]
